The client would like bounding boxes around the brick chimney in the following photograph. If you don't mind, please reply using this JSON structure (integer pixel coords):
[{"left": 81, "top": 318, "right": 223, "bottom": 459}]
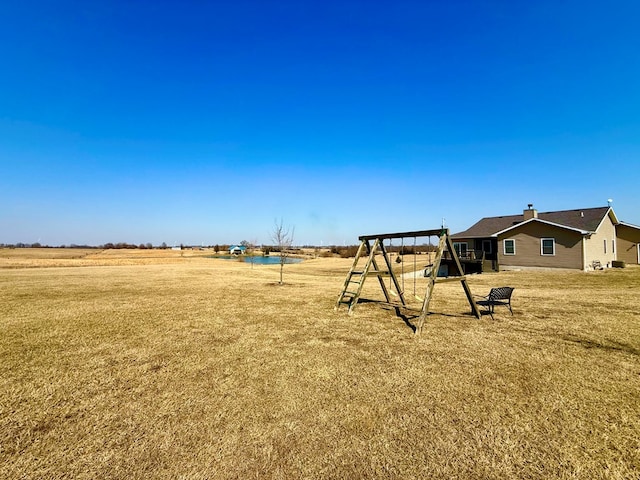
[{"left": 523, "top": 203, "right": 538, "bottom": 220}]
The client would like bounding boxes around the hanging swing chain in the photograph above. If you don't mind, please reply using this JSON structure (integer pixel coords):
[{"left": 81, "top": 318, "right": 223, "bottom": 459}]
[
  {"left": 388, "top": 238, "right": 393, "bottom": 292},
  {"left": 400, "top": 237, "right": 405, "bottom": 294},
  {"left": 429, "top": 235, "right": 433, "bottom": 266},
  {"left": 413, "top": 236, "right": 417, "bottom": 296}
]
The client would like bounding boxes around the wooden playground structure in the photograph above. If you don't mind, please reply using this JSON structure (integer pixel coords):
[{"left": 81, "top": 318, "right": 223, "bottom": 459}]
[{"left": 335, "top": 228, "right": 481, "bottom": 334}]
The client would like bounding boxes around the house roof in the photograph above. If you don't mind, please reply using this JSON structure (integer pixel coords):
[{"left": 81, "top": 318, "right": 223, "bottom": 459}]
[
  {"left": 617, "top": 221, "right": 640, "bottom": 230},
  {"left": 452, "top": 207, "right": 614, "bottom": 238}
]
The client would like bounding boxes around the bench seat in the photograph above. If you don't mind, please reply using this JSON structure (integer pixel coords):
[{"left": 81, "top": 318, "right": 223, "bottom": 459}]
[{"left": 475, "top": 286, "right": 514, "bottom": 320}]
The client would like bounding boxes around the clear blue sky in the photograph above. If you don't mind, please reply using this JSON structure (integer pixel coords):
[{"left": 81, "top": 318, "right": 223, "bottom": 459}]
[{"left": 2, "top": 1, "right": 639, "bottom": 246}]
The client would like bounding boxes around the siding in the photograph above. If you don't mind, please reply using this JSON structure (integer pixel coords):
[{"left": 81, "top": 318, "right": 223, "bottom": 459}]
[
  {"left": 616, "top": 224, "right": 640, "bottom": 265},
  {"left": 497, "top": 223, "right": 583, "bottom": 269},
  {"left": 583, "top": 215, "right": 617, "bottom": 267}
]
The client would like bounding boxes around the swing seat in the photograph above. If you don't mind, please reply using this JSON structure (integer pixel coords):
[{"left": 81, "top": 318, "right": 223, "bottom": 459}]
[{"left": 423, "top": 264, "right": 434, "bottom": 277}]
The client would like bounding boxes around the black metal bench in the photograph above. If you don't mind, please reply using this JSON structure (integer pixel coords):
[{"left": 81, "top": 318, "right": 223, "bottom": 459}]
[{"left": 475, "top": 287, "right": 514, "bottom": 320}]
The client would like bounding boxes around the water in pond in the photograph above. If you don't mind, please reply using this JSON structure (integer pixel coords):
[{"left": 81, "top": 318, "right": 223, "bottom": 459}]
[{"left": 209, "top": 255, "right": 303, "bottom": 265}]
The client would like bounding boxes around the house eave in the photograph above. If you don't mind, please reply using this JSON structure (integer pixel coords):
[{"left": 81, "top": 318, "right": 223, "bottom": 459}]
[
  {"left": 618, "top": 221, "right": 640, "bottom": 230},
  {"left": 593, "top": 207, "right": 619, "bottom": 232},
  {"left": 451, "top": 234, "right": 497, "bottom": 239}
]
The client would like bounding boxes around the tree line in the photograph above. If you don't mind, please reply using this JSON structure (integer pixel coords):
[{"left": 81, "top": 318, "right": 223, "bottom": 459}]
[{"left": 1, "top": 242, "right": 167, "bottom": 249}]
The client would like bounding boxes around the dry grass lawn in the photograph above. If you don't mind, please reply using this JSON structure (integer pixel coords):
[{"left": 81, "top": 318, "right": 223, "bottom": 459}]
[{"left": 1, "top": 249, "right": 639, "bottom": 479}]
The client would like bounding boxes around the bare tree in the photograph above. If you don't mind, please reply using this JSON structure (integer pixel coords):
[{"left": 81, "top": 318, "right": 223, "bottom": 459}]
[
  {"left": 243, "top": 238, "right": 259, "bottom": 269},
  {"left": 271, "top": 219, "right": 295, "bottom": 285}
]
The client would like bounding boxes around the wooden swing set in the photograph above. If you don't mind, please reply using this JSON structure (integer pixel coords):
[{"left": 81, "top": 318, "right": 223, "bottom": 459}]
[{"left": 335, "top": 228, "right": 481, "bottom": 334}]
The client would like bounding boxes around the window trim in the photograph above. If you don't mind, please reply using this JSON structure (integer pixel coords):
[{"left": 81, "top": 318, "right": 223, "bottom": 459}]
[
  {"left": 503, "top": 239, "right": 516, "bottom": 255},
  {"left": 541, "top": 238, "right": 555, "bottom": 256}
]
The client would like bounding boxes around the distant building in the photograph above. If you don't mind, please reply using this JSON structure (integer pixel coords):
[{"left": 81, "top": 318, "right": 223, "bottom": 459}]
[{"left": 229, "top": 245, "right": 247, "bottom": 255}]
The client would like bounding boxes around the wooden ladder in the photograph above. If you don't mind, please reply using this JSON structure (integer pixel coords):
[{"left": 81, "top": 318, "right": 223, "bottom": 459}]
[
  {"left": 335, "top": 238, "right": 405, "bottom": 314},
  {"left": 415, "top": 233, "right": 447, "bottom": 333}
]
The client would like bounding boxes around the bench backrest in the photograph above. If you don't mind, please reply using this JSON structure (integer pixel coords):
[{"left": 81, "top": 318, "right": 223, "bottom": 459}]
[{"left": 488, "top": 287, "right": 514, "bottom": 301}]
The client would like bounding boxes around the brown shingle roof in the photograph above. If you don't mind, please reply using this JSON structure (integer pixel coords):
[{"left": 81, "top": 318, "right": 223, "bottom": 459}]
[{"left": 452, "top": 207, "right": 612, "bottom": 238}]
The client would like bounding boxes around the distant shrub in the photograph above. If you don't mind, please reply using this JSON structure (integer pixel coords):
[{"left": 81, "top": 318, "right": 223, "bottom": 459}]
[{"left": 335, "top": 245, "right": 359, "bottom": 258}]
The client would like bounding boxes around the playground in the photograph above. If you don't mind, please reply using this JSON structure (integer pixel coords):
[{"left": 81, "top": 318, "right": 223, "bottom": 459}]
[
  {"left": 335, "top": 228, "right": 482, "bottom": 333},
  {"left": 1, "top": 249, "right": 639, "bottom": 478}
]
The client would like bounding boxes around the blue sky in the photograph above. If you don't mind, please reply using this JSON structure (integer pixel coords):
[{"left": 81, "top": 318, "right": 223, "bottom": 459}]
[{"left": 1, "top": 1, "right": 639, "bottom": 246}]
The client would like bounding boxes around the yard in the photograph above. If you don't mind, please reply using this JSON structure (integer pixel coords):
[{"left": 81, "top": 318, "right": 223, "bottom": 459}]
[{"left": 1, "top": 249, "right": 638, "bottom": 479}]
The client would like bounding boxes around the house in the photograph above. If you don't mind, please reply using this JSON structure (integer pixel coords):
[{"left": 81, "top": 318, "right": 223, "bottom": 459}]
[
  {"left": 229, "top": 245, "right": 247, "bottom": 255},
  {"left": 615, "top": 222, "right": 640, "bottom": 265},
  {"left": 451, "top": 204, "right": 637, "bottom": 271}
]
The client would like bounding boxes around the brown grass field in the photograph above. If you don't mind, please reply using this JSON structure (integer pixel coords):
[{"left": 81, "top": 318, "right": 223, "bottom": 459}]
[{"left": 1, "top": 248, "right": 639, "bottom": 479}]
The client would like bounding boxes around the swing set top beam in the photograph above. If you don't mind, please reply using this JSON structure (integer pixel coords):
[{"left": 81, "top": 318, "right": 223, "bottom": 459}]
[{"left": 358, "top": 228, "right": 448, "bottom": 242}]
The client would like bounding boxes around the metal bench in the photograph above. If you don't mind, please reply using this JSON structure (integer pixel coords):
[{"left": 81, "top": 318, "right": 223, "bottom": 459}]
[{"left": 475, "top": 287, "right": 514, "bottom": 320}]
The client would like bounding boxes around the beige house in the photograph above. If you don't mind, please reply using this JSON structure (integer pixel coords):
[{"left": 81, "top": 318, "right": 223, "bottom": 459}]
[
  {"left": 452, "top": 205, "right": 638, "bottom": 271},
  {"left": 616, "top": 222, "right": 640, "bottom": 265}
]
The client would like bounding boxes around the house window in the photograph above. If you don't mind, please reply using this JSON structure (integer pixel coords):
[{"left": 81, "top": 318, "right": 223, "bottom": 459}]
[
  {"left": 503, "top": 239, "right": 515, "bottom": 255},
  {"left": 612, "top": 239, "right": 615, "bottom": 254},
  {"left": 541, "top": 238, "right": 555, "bottom": 256},
  {"left": 482, "top": 239, "right": 492, "bottom": 254},
  {"left": 453, "top": 242, "right": 468, "bottom": 257},
  {"left": 604, "top": 239, "right": 607, "bottom": 254}
]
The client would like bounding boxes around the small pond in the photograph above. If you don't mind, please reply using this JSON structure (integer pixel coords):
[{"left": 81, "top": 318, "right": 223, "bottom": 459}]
[{"left": 209, "top": 255, "right": 303, "bottom": 265}]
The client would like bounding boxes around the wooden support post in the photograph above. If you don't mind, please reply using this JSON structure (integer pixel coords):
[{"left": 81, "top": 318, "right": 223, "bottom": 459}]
[
  {"left": 444, "top": 234, "right": 481, "bottom": 320},
  {"left": 415, "top": 232, "right": 447, "bottom": 334},
  {"left": 379, "top": 240, "right": 406, "bottom": 308}
]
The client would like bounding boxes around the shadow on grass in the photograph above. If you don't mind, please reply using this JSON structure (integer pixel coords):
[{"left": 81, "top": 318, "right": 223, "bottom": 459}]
[
  {"left": 561, "top": 334, "right": 639, "bottom": 356},
  {"left": 353, "top": 298, "right": 479, "bottom": 333}
]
